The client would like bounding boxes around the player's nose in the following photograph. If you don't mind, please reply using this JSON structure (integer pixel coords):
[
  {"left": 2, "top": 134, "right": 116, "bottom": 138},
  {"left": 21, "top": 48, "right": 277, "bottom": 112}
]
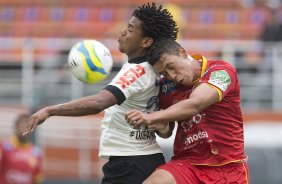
[{"left": 167, "top": 72, "right": 177, "bottom": 82}]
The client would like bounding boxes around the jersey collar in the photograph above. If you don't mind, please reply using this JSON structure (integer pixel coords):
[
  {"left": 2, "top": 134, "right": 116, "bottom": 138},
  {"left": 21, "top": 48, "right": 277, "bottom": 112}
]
[
  {"left": 11, "top": 136, "right": 31, "bottom": 148},
  {"left": 128, "top": 56, "right": 147, "bottom": 64},
  {"left": 191, "top": 54, "right": 208, "bottom": 77},
  {"left": 191, "top": 54, "right": 208, "bottom": 84}
]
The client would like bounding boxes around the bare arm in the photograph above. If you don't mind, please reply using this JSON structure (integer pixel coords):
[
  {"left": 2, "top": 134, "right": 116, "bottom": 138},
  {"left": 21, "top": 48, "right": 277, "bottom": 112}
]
[
  {"left": 47, "top": 90, "right": 117, "bottom": 116},
  {"left": 154, "top": 122, "right": 175, "bottom": 139},
  {"left": 24, "top": 90, "right": 117, "bottom": 135},
  {"left": 126, "top": 83, "right": 219, "bottom": 126}
]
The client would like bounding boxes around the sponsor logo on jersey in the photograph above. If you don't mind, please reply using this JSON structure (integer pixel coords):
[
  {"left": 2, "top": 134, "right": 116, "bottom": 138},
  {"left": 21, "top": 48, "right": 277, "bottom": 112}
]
[
  {"left": 181, "top": 113, "right": 205, "bottom": 132},
  {"left": 185, "top": 130, "right": 208, "bottom": 145},
  {"left": 129, "top": 130, "right": 155, "bottom": 140},
  {"left": 208, "top": 70, "right": 231, "bottom": 92},
  {"left": 115, "top": 65, "right": 145, "bottom": 89},
  {"left": 160, "top": 80, "right": 176, "bottom": 95},
  {"left": 6, "top": 169, "right": 32, "bottom": 183}
]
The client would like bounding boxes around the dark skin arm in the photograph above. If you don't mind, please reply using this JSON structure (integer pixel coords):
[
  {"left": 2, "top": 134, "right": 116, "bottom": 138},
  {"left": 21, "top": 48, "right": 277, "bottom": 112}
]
[{"left": 23, "top": 90, "right": 117, "bottom": 135}]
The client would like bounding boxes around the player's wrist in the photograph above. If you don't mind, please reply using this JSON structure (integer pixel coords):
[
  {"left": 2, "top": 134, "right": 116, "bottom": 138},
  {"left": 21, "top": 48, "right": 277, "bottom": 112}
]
[
  {"left": 156, "top": 123, "right": 170, "bottom": 134},
  {"left": 149, "top": 112, "right": 161, "bottom": 125}
]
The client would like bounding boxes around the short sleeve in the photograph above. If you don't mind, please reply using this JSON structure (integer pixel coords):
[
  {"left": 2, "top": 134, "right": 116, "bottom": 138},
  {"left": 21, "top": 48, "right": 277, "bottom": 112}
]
[
  {"left": 108, "top": 63, "right": 152, "bottom": 99},
  {"left": 200, "top": 64, "right": 237, "bottom": 99}
]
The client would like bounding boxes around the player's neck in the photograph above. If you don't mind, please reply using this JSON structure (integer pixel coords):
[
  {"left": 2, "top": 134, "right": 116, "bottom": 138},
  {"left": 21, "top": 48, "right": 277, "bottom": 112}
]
[
  {"left": 127, "top": 50, "right": 147, "bottom": 61},
  {"left": 191, "top": 57, "right": 202, "bottom": 84}
]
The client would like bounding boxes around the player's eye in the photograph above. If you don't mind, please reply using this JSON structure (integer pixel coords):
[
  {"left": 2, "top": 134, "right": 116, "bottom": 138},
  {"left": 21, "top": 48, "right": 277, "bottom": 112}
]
[
  {"left": 127, "top": 25, "right": 133, "bottom": 32},
  {"left": 166, "top": 63, "right": 174, "bottom": 69}
]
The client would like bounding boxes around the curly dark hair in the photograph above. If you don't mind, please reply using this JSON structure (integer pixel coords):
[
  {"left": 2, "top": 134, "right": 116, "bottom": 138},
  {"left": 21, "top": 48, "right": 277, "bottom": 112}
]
[
  {"left": 133, "top": 2, "right": 178, "bottom": 40},
  {"left": 148, "top": 38, "right": 181, "bottom": 65}
]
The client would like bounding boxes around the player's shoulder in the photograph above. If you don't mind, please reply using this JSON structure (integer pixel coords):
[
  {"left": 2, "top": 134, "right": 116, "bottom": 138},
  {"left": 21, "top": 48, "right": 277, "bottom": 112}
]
[
  {"left": 205, "top": 59, "right": 237, "bottom": 77},
  {"left": 207, "top": 59, "right": 236, "bottom": 71}
]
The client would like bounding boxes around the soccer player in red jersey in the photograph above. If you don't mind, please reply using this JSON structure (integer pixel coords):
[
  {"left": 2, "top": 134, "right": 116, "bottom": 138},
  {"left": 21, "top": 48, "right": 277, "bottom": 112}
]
[
  {"left": 126, "top": 38, "right": 249, "bottom": 184},
  {"left": 0, "top": 113, "right": 43, "bottom": 184}
]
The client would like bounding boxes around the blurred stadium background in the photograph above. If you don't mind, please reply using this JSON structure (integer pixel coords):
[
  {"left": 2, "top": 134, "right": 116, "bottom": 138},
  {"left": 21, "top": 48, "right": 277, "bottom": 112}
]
[{"left": 0, "top": 0, "right": 282, "bottom": 183}]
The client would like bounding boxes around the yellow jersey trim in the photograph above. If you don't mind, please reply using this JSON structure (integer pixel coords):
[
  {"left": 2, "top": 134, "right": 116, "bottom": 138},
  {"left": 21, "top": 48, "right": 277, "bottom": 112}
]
[
  {"left": 191, "top": 54, "right": 223, "bottom": 101},
  {"left": 243, "top": 163, "right": 249, "bottom": 184},
  {"left": 208, "top": 84, "right": 223, "bottom": 102},
  {"left": 191, "top": 54, "right": 208, "bottom": 78},
  {"left": 191, "top": 54, "right": 208, "bottom": 84},
  {"left": 11, "top": 136, "right": 30, "bottom": 148},
  {"left": 191, "top": 157, "right": 248, "bottom": 167}
]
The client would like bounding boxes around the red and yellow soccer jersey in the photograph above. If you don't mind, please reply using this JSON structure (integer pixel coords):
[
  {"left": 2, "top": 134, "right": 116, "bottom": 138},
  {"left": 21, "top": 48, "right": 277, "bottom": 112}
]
[
  {"left": 0, "top": 136, "right": 43, "bottom": 184},
  {"left": 159, "top": 55, "right": 247, "bottom": 166}
]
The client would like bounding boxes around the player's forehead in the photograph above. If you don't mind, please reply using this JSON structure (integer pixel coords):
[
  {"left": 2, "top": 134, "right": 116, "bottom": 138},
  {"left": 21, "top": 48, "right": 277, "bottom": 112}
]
[
  {"left": 128, "top": 16, "right": 142, "bottom": 29},
  {"left": 153, "top": 53, "right": 172, "bottom": 73}
]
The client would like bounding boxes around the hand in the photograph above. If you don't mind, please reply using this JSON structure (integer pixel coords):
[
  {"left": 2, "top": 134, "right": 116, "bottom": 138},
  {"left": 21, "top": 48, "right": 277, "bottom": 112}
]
[
  {"left": 23, "top": 108, "right": 50, "bottom": 136},
  {"left": 125, "top": 110, "right": 152, "bottom": 127}
]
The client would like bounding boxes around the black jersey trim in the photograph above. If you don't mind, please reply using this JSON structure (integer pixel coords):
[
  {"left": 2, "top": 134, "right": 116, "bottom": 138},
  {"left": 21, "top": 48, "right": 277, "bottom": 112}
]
[
  {"left": 104, "top": 85, "right": 126, "bottom": 105},
  {"left": 128, "top": 56, "right": 147, "bottom": 64}
]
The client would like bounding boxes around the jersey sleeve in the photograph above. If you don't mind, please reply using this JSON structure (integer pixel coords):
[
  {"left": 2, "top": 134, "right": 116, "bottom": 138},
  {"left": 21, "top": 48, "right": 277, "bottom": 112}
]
[
  {"left": 106, "top": 63, "right": 152, "bottom": 104},
  {"left": 199, "top": 64, "right": 237, "bottom": 101}
]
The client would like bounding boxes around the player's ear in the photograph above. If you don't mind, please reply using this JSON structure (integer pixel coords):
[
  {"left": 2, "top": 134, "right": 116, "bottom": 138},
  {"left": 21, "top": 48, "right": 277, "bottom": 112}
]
[
  {"left": 179, "top": 47, "right": 188, "bottom": 58},
  {"left": 142, "top": 37, "right": 154, "bottom": 48}
]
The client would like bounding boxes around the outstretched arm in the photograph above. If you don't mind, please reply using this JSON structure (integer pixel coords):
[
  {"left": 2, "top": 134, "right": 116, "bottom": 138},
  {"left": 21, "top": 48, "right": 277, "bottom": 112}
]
[
  {"left": 24, "top": 90, "right": 117, "bottom": 135},
  {"left": 126, "top": 83, "right": 219, "bottom": 126}
]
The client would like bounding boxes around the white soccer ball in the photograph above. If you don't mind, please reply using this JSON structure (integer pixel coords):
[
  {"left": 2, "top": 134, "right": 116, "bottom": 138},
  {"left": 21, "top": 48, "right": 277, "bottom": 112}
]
[{"left": 68, "top": 40, "right": 113, "bottom": 84}]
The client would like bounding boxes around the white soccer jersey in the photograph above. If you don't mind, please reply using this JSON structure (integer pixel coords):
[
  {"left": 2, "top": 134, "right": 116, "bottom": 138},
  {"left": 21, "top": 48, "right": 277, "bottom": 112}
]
[{"left": 99, "top": 57, "right": 162, "bottom": 157}]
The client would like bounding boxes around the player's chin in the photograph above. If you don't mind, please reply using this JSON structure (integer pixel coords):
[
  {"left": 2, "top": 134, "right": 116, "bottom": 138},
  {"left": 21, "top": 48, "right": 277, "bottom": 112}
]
[{"left": 118, "top": 45, "right": 125, "bottom": 53}]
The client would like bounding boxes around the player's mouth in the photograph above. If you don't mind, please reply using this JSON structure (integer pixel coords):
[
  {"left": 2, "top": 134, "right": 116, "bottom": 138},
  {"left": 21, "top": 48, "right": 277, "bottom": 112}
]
[{"left": 176, "top": 77, "right": 182, "bottom": 84}]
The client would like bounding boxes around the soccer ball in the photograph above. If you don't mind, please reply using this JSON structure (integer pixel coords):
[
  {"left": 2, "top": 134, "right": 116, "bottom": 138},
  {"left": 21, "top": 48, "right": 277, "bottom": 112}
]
[{"left": 68, "top": 40, "right": 113, "bottom": 84}]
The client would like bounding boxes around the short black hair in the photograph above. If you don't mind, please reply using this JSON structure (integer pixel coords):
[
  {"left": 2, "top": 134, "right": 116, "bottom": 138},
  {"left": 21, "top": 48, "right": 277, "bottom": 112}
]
[
  {"left": 133, "top": 2, "right": 178, "bottom": 40},
  {"left": 148, "top": 38, "right": 181, "bottom": 65}
]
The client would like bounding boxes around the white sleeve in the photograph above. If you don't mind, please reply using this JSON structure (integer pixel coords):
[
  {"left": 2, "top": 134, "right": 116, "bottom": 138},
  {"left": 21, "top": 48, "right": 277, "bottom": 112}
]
[{"left": 108, "top": 63, "right": 151, "bottom": 99}]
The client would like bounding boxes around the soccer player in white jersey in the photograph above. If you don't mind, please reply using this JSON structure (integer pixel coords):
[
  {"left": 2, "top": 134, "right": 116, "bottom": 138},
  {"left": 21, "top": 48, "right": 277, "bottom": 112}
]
[{"left": 23, "top": 2, "right": 178, "bottom": 183}]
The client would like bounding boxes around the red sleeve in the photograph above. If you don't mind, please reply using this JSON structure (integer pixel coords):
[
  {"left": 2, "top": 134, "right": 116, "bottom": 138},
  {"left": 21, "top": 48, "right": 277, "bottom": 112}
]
[{"left": 200, "top": 63, "right": 238, "bottom": 98}]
